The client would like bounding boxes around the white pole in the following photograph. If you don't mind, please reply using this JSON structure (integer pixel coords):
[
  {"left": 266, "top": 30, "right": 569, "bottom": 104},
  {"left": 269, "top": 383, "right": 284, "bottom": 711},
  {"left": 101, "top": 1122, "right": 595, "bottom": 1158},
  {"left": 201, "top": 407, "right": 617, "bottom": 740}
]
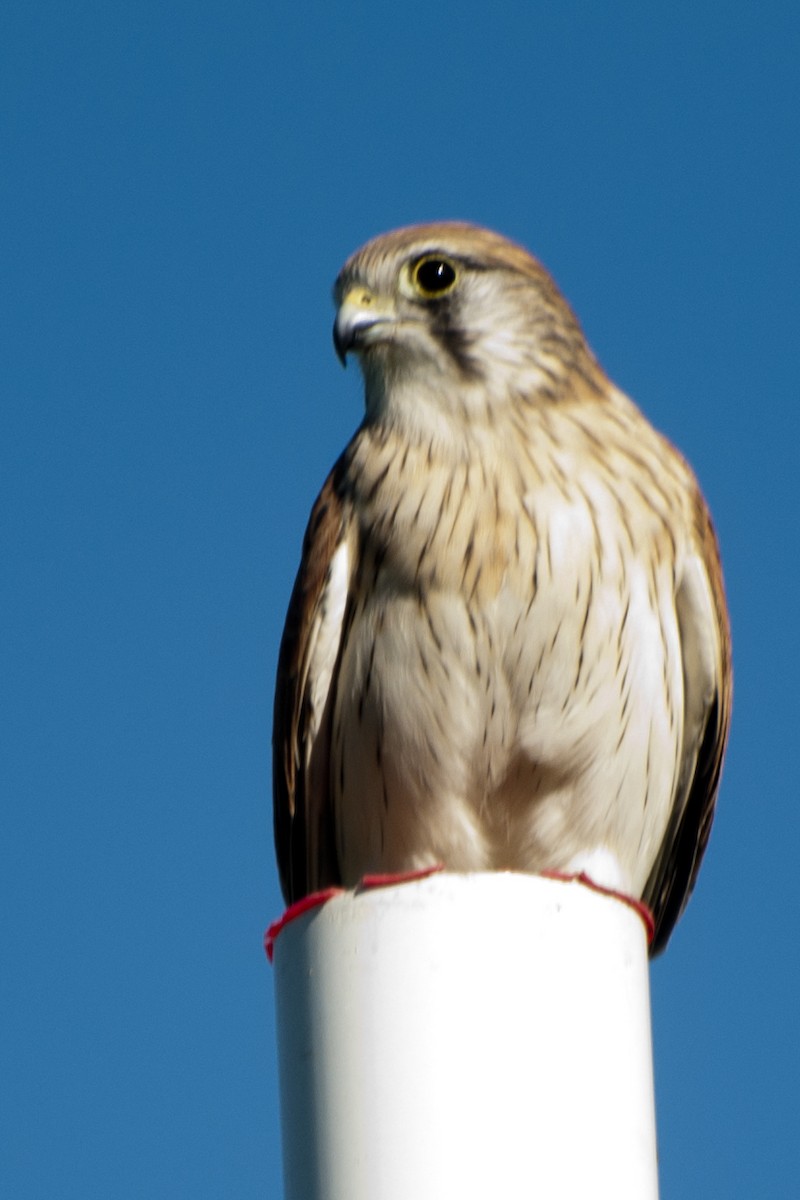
[{"left": 272, "top": 872, "right": 658, "bottom": 1200}]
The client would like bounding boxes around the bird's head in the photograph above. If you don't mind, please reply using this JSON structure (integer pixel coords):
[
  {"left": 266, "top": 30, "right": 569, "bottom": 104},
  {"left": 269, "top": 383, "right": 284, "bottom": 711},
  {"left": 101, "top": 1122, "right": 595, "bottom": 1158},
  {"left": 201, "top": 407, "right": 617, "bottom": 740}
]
[{"left": 332, "top": 222, "right": 603, "bottom": 438}]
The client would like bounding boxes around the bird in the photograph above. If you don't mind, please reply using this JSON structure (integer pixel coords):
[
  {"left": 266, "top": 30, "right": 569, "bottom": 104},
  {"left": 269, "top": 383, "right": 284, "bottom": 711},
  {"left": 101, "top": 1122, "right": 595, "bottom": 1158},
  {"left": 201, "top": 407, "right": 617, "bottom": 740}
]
[{"left": 272, "top": 222, "right": 731, "bottom": 955}]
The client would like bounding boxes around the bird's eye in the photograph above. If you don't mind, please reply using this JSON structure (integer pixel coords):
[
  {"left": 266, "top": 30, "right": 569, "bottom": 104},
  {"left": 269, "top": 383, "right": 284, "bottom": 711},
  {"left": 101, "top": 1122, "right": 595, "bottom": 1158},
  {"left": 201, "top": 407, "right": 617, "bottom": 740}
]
[{"left": 412, "top": 255, "right": 458, "bottom": 297}]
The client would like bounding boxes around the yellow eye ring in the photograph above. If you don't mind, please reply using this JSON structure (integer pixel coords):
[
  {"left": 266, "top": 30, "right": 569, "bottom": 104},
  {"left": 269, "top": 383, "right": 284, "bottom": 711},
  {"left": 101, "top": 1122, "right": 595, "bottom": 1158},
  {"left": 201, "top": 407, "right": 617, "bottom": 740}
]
[{"left": 411, "top": 255, "right": 458, "bottom": 298}]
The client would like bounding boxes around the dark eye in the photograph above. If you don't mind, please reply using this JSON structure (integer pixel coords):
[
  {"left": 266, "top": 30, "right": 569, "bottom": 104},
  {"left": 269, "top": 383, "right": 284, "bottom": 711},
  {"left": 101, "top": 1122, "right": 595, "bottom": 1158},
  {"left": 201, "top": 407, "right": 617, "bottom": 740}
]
[{"left": 412, "top": 255, "right": 458, "bottom": 297}]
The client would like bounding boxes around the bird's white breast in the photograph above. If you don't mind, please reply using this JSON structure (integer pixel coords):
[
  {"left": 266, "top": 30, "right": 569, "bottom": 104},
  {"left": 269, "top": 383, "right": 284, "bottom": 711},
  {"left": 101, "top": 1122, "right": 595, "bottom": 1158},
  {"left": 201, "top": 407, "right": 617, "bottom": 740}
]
[{"left": 331, "top": 412, "right": 686, "bottom": 895}]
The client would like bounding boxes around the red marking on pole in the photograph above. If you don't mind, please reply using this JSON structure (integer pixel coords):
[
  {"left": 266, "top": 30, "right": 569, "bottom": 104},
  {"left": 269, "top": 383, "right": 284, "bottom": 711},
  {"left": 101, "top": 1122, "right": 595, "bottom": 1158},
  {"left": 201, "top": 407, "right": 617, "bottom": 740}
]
[
  {"left": 264, "top": 866, "right": 655, "bottom": 962},
  {"left": 264, "top": 867, "right": 445, "bottom": 962},
  {"left": 265, "top": 888, "right": 344, "bottom": 963},
  {"left": 357, "top": 864, "right": 445, "bottom": 890},
  {"left": 541, "top": 869, "right": 655, "bottom": 945}
]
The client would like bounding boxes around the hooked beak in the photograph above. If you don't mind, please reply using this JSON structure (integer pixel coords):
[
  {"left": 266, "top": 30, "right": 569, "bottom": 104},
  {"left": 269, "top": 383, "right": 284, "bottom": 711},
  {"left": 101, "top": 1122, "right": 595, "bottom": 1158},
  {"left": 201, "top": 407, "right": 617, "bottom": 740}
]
[{"left": 333, "top": 286, "right": 396, "bottom": 365}]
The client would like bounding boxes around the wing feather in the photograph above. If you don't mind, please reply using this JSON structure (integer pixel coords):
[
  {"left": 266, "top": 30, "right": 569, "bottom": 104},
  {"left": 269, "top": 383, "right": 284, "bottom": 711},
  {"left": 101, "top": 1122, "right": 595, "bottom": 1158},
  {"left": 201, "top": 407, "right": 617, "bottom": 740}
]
[
  {"left": 645, "top": 495, "right": 732, "bottom": 954},
  {"left": 272, "top": 459, "right": 354, "bottom": 902}
]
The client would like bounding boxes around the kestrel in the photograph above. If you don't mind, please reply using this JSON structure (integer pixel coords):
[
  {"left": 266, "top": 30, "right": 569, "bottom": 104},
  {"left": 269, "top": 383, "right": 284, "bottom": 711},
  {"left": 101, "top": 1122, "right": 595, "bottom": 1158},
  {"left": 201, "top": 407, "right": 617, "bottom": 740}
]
[{"left": 273, "top": 222, "right": 731, "bottom": 954}]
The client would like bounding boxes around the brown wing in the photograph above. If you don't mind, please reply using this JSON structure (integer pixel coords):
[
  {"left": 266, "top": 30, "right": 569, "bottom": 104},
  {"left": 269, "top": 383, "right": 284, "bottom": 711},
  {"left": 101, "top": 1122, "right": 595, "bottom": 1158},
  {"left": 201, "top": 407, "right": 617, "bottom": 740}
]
[
  {"left": 645, "top": 495, "right": 732, "bottom": 955},
  {"left": 272, "top": 457, "right": 354, "bottom": 903}
]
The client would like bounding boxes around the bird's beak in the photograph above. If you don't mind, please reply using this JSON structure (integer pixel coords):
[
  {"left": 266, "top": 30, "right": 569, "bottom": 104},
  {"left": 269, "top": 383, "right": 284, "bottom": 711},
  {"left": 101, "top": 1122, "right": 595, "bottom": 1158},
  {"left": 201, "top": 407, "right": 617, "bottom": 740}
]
[{"left": 333, "top": 286, "right": 396, "bottom": 366}]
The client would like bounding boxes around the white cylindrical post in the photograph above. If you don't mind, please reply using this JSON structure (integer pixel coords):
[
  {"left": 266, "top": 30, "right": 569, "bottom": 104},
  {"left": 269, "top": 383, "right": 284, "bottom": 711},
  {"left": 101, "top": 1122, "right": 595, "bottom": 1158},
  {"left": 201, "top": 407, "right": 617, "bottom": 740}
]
[{"left": 272, "top": 872, "right": 658, "bottom": 1200}]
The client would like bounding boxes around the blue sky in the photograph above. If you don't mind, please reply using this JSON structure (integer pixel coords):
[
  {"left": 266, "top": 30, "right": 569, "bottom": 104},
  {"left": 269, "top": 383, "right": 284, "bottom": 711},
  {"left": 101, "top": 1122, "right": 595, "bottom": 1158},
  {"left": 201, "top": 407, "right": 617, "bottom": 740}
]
[{"left": 3, "top": 2, "right": 798, "bottom": 1195}]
